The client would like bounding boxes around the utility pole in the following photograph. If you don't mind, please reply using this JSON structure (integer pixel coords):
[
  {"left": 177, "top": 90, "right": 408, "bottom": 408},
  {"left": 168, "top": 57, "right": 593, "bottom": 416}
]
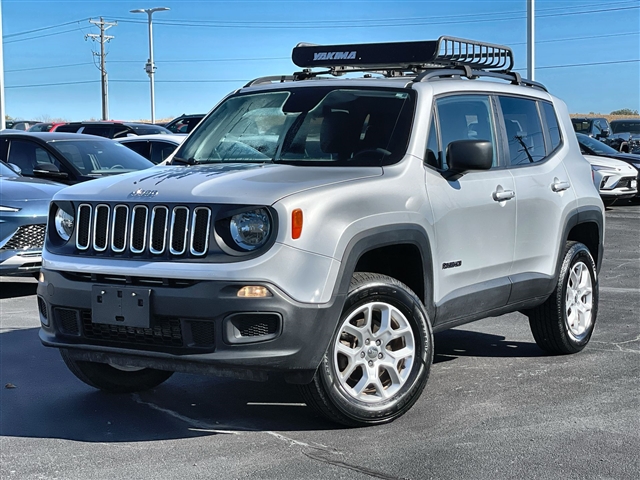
[
  {"left": 527, "top": 0, "right": 535, "bottom": 80},
  {"left": 86, "top": 18, "right": 116, "bottom": 120},
  {"left": 0, "top": 0, "right": 6, "bottom": 130}
]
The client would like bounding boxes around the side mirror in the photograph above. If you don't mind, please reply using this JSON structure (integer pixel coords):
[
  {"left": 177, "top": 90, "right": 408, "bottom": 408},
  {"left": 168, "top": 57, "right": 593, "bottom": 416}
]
[
  {"left": 599, "top": 128, "right": 610, "bottom": 138},
  {"left": 446, "top": 140, "right": 493, "bottom": 173},
  {"left": 33, "top": 163, "right": 68, "bottom": 179}
]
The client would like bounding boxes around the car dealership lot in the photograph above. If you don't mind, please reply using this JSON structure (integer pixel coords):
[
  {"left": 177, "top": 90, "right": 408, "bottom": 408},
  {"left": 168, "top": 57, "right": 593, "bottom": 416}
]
[{"left": 1, "top": 203, "right": 638, "bottom": 480}]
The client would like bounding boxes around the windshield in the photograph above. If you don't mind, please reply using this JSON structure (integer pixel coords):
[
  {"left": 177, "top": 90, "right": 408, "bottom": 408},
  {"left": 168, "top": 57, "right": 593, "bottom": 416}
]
[
  {"left": 611, "top": 121, "right": 640, "bottom": 134},
  {"left": 48, "top": 139, "right": 153, "bottom": 175},
  {"left": 128, "top": 124, "right": 172, "bottom": 135},
  {"left": 571, "top": 119, "right": 592, "bottom": 133},
  {"left": 0, "top": 161, "right": 20, "bottom": 177},
  {"left": 174, "top": 87, "right": 415, "bottom": 167},
  {"left": 576, "top": 133, "right": 619, "bottom": 155}
]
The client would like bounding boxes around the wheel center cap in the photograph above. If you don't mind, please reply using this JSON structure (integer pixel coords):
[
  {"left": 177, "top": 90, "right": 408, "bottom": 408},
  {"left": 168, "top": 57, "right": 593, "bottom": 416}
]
[{"left": 367, "top": 346, "right": 379, "bottom": 359}]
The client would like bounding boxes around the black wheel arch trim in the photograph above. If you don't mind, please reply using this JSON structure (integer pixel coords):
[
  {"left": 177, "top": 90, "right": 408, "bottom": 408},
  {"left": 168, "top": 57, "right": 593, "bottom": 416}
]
[
  {"left": 563, "top": 206, "right": 604, "bottom": 274},
  {"left": 332, "top": 224, "right": 435, "bottom": 320}
]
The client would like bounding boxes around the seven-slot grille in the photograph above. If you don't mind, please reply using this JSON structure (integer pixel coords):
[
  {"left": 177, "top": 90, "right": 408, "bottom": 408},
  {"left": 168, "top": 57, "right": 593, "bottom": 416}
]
[{"left": 76, "top": 204, "right": 211, "bottom": 256}]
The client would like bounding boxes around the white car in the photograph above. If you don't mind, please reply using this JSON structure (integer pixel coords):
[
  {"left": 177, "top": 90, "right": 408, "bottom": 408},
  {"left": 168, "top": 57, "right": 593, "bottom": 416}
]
[
  {"left": 583, "top": 154, "right": 638, "bottom": 206},
  {"left": 116, "top": 134, "right": 187, "bottom": 164}
]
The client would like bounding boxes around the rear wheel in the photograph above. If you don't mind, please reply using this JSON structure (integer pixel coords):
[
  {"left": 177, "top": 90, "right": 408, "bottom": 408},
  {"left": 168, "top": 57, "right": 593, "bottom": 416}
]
[
  {"left": 528, "top": 241, "right": 598, "bottom": 354},
  {"left": 300, "top": 273, "right": 433, "bottom": 426},
  {"left": 60, "top": 349, "right": 173, "bottom": 393}
]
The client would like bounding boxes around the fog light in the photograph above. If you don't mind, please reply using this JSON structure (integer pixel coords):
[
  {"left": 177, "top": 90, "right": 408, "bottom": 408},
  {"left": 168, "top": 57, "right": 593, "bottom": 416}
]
[
  {"left": 38, "top": 272, "right": 45, "bottom": 283},
  {"left": 237, "top": 286, "right": 272, "bottom": 298}
]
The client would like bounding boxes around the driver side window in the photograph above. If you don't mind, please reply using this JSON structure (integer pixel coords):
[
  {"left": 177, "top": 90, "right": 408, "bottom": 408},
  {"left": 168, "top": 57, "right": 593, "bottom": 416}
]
[{"left": 429, "top": 94, "right": 497, "bottom": 170}]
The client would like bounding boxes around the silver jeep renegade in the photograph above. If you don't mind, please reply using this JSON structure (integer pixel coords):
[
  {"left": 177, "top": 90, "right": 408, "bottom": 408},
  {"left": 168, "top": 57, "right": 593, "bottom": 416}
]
[{"left": 38, "top": 37, "right": 604, "bottom": 426}]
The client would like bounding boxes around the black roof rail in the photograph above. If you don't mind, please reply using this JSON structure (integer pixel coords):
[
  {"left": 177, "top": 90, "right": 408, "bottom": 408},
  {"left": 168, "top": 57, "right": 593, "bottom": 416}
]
[
  {"left": 413, "top": 67, "right": 548, "bottom": 92},
  {"left": 244, "top": 75, "right": 297, "bottom": 88}
]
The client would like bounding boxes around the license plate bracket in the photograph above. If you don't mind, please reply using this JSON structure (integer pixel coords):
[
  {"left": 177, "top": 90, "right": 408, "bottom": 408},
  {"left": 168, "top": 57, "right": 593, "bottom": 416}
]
[{"left": 91, "top": 285, "right": 151, "bottom": 328}]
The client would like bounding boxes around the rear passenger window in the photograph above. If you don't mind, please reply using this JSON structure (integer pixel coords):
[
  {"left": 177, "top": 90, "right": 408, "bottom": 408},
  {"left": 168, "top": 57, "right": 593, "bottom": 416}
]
[
  {"left": 498, "top": 96, "right": 546, "bottom": 165},
  {"left": 435, "top": 95, "right": 497, "bottom": 170},
  {"left": 541, "top": 102, "right": 562, "bottom": 152}
]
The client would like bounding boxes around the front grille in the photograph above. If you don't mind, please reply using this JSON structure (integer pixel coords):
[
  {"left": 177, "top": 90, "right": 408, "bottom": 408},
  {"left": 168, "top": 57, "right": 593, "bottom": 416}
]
[
  {"left": 0, "top": 224, "right": 46, "bottom": 251},
  {"left": 75, "top": 203, "right": 211, "bottom": 257},
  {"left": 82, "top": 311, "right": 183, "bottom": 347}
]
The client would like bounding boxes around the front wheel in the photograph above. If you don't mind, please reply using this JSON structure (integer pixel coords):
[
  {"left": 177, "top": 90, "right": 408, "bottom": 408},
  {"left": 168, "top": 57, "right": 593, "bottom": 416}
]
[
  {"left": 300, "top": 273, "right": 433, "bottom": 426},
  {"left": 527, "top": 241, "right": 598, "bottom": 354},
  {"left": 60, "top": 349, "right": 173, "bottom": 393}
]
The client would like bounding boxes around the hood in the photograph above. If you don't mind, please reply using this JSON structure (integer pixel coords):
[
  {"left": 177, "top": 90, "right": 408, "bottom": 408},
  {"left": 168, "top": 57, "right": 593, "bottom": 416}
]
[
  {"left": 593, "top": 151, "right": 640, "bottom": 166},
  {"left": 583, "top": 154, "right": 638, "bottom": 173},
  {"left": 0, "top": 176, "right": 66, "bottom": 204},
  {"left": 53, "top": 163, "right": 383, "bottom": 205}
]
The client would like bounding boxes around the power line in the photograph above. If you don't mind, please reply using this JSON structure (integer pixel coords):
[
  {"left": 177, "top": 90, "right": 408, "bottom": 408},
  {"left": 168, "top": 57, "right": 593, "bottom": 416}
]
[
  {"left": 4, "top": 27, "right": 87, "bottom": 44},
  {"left": 110, "top": 4, "right": 639, "bottom": 29},
  {"left": 5, "top": 62, "right": 93, "bottom": 73},
  {"left": 108, "top": 1, "right": 638, "bottom": 26},
  {"left": 514, "top": 59, "right": 640, "bottom": 71},
  {"left": 509, "top": 31, "right": 639, "bottom": 46},
  {"left": 5, "top": 80, "right": 99, "bottom": 89},
  {"left": 2, "top": 18, "right": 91, "bottom": 38}
]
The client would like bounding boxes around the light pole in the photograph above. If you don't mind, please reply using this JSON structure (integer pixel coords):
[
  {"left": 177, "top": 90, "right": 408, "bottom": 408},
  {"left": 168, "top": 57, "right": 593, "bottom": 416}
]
[{"left": 130, "top": 7, "right": 169, "bottom": 123}]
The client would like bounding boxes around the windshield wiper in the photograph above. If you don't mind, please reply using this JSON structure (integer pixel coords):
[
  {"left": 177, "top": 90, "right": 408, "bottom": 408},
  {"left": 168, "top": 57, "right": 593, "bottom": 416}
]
[{"left": 171, "top": 156, "right": 196, "bottom": 165}]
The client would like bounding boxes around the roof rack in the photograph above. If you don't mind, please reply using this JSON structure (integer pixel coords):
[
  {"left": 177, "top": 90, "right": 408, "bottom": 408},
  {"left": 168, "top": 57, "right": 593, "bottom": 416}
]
[
  {"left": 245, "top": 36, "right": 546, "bottom": 90},
  {"left": 291, "top": 36, "right": 513, "bottom": 74}
]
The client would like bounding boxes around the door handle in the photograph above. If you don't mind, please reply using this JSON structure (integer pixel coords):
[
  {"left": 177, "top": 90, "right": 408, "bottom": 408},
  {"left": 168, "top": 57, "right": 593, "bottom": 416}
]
[
  {"left": 551, "top": 179, "right": 570, "bottom": 192},
  {"left": 493, "top": 189, "right": 515, "bottom": 202}
]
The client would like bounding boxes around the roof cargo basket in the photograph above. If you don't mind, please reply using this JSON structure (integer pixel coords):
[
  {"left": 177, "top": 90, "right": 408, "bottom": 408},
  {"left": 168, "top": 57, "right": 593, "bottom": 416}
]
[{"left": 291, "top": 36, "right": 514, "bottom": 73}]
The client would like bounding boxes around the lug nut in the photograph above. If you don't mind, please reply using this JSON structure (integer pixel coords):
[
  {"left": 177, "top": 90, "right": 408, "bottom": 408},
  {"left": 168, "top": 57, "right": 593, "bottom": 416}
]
[
  {"left": 360, "top": 352, "right": 365, "bottom": 358},
  {"left": 368, "top": 360, "right": 374, "bottom": 366},
  {"left": 375, "top": 339, "right": 381, "bottom": 346},
  {"left": 365, "top": 339, "right": 370, "bottom": 345},
  {"left": 378, "top": 353, "right": 383, "bottom": 359}
]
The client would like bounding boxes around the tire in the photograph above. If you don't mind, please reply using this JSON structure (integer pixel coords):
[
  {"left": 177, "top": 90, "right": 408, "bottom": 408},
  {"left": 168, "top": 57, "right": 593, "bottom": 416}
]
[
  {"left": 527, "top": 241, "right": 598, "bottom": 354},
  {"left": 60, "top": 349, "right": 173, "bottom": 393},
  {"left": 300, "top": 273, "right": 433, "bottom": 427}
]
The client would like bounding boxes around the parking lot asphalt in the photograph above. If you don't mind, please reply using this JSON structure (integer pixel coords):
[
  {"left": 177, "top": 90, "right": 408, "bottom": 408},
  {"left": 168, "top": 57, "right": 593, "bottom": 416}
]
[{"left": 1, "top": 202, "right": 638, "bottom": 480}]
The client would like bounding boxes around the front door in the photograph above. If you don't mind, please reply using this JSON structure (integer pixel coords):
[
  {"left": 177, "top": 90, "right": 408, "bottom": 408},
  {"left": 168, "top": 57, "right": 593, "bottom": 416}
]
[{"left": 425, "top": 94, "right": 516, "bottom": 324}]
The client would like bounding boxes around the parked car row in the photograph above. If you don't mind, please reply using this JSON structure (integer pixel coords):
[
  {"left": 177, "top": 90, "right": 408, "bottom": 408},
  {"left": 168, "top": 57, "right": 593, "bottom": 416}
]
[{"left": 571, "top": 117, "right": 640, "bottom": 154}]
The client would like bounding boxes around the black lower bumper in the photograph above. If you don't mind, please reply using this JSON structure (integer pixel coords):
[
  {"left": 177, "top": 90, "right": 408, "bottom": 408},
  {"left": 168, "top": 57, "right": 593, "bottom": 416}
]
[{"left": 37, "top": 269, "right": 344, "bottom": 384}]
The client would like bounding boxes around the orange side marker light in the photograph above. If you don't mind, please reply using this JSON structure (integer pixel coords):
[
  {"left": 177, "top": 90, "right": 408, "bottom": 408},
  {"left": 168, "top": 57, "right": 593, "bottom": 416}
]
[{"left": 292, "top": 209, "right": 303, "bottom": 239}]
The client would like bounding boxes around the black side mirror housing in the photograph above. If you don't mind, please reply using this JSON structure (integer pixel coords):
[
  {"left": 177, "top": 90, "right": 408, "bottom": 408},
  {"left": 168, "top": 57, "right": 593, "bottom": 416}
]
[
  {"left": 446, "top": 140, "right": 493, "bottom": 173},
  {"left": 33, "top": 163, "right": 68, "bottom": 179}
]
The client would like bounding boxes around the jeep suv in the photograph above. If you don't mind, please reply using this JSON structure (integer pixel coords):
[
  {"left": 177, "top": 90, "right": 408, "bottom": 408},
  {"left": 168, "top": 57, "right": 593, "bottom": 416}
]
[{"left": 37, "top": 37, "right": 604, "bottom": 426}]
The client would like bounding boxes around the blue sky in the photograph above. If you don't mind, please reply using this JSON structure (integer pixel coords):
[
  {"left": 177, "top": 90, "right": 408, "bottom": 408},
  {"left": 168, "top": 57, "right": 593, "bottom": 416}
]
[{"left": 2, "top": 0, "right": 639, "bottom": 122}]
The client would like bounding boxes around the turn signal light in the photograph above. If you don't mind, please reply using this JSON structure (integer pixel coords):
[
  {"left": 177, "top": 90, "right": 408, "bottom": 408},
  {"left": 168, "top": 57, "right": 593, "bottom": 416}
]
[
  {"left": 237, "top": 286, "right": 272, "bottom": 298},
  {"left": 292, "top": 209, "right": 303, "bottom": 239}
]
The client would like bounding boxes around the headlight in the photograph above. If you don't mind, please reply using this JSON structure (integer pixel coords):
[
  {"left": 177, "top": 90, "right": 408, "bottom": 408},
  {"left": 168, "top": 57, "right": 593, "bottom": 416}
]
[
  {"left": 229, "top": 209, "right": 271, "bottom": 251},
  {"left": 54, "top": 207, "right": 75, "bottom": 241}
]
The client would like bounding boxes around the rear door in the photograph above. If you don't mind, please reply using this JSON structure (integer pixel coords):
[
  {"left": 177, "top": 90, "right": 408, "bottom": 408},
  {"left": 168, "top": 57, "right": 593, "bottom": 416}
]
[{"left": 498, "top": 96, "right": 575, "bottom": 303}]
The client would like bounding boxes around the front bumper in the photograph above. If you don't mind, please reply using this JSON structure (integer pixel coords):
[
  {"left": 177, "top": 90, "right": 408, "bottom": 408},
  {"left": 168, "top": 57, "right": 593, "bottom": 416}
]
[
  {"left": 0, "top": 249, "right": 42, "bottom": 276},
  {"left": 37, "top": 269, "right": 345, "bottom": 384}
]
